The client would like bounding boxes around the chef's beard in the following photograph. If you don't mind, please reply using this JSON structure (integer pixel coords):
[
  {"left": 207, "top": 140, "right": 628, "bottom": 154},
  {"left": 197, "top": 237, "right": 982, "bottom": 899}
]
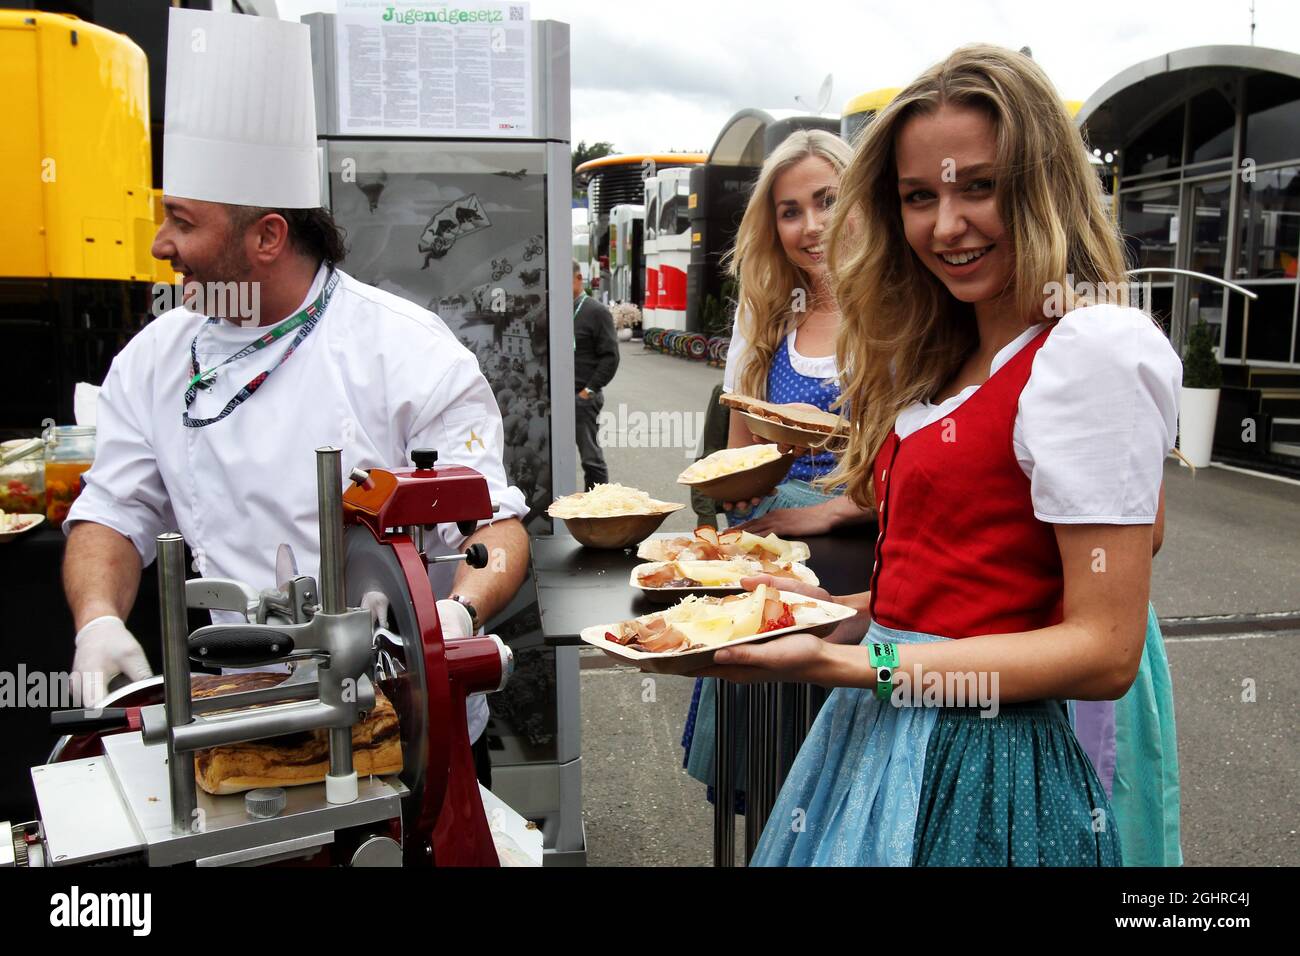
[{"left": 184, "top": 241, "right": 260, "bottom": 324}]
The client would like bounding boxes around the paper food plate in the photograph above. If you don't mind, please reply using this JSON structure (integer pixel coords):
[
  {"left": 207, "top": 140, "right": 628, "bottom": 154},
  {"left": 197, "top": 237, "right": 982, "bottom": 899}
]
[
  {"left": 739, "top": 409, "right": 847, "bottom": 451},
  {"left": 629, "top": 560, "right": 820, "bottom": 602},
  {"left": 555, "top": 506, "right": 684, "bottom": 550},
  {"left": 636, "top": 533, "right": 812, "bottom": 565},
  {"left": 581, "top": 589, "right": 856, "bottom": 675},
  {"left": 0, "top": 513, "right": 45, "bottom": 544},
  {"left": 677, "top": 446, "right": 796, "bottom": 502},
  {"left": 721, "top": 394, "right": 847, "bottom": 431}
]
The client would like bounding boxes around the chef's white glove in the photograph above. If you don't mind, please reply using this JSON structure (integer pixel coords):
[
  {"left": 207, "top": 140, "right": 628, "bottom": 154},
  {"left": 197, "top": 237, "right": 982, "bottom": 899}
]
[
  {"left": 364, "top": 595, "right": 487, "bottom": 742},
  {"left": 72, "top": 615, "right": 152, "bottom": 709},
  {"left": 436, "top": 599, "right": 474, "bottom": 641},
  {"left": 361, "top": 591, "right": 474, "bottom": 640}
]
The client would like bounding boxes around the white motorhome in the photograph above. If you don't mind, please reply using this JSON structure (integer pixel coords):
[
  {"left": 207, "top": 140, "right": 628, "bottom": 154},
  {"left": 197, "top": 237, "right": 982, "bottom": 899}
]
[
  {"left": 608, "top": 203, "right": 644, "bottom": 305},
  {"left": 653, "top": 167, "right": 693, "bottom": 330}
]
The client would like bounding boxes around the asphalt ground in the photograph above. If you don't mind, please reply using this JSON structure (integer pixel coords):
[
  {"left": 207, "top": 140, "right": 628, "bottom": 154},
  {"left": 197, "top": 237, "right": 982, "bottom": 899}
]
[
  {"left": 573, "top": 341, "right": 1299, "bottom": 866},
  {"left": 1153, "top": 462, "right": 1300, "bottom": 617}
]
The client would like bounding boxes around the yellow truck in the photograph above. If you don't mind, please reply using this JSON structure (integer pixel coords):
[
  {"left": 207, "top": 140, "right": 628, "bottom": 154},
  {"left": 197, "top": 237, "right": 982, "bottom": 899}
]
[{"left": 0, "top": 10, "right": 173, "bottom": 433}]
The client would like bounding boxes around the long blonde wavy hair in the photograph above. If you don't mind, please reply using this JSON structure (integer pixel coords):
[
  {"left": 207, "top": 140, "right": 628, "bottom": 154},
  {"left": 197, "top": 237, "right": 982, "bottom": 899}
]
[
  {"left": 821, "top": 44, "right": 1130, "bottom": 507},
  {"left": 727, "top": 129, "right": 853, "bottom": 399}
]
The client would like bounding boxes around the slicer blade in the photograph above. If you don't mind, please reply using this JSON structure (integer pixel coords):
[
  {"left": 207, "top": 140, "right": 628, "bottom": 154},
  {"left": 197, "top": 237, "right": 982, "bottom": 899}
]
[
  {"left": 275, "top": 543, "right": 300, "bottom": 591},
  {"left": 343, "top": 526, "right": 432, "bottom": 829}
]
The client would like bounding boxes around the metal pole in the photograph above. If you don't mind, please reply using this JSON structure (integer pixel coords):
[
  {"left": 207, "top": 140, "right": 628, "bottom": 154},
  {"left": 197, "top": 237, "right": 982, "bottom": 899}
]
[
  {"left": 315, "top": 447, "right": 353, "bottom": 789},
  {"left": 744, "top": 683, "right": 761, "bottom": 860},
  {"left": 713, "top": 679, "right": 735, "bottom": 867},
  {"left": 804, "top": 683, "right": 827, "bottom": 736},
  {"left": 1125, "top": 268, "right": 1259, "bottom": 301},
  {"left": 329, "top": 727, "right": 354, "bottom": 778},
  {"left": 760, "top": 683, "right": 778, "bottom": 833},
  {"left": 316, "top": 446, "right": 345, "bottom": 615},
  {"left": 778, "top": 682, "right": 800, "bottom": 782},
  {"left": 158, "top": 532, "right": 196, "bottom": 835},
  {"left": 745, "top": 682, "right": 784, "bottom": 861},
  {"left": 1242, "top": 297, "right": 1250, "bottom": 366}
]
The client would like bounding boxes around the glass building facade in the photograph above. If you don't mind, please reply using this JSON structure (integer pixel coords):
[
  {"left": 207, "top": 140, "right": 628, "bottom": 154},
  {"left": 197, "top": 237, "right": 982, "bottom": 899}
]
[
  {"left": 1080, "top": 47, "right": 1300, "bottom": 367},
  {"left": 1080, "top": 47, "right": 1300, "bottom": 466}
]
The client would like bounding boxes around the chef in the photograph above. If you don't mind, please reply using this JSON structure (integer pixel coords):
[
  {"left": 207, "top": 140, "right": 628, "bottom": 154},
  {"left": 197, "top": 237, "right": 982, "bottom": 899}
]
[{"left": 62, "top": 9, "right": 529, "bottom": 780}]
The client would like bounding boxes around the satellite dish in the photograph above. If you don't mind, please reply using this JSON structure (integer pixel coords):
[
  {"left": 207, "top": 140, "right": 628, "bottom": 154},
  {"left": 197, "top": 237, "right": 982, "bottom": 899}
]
[
  {"left": 794, "top": 74, "right": 834, "bottom": 116},
  {"left": 815, "top": 74, "right": 833, "bottom": 115}
]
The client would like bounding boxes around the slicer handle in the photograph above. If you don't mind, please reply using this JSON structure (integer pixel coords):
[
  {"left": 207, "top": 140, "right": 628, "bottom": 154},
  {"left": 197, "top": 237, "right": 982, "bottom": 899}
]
[
  {"left": 188, "top": 625, "right": 298, "bottom": 667},
  {"left": 464, "top": 543, "right": 489, "bottom": 569},
  {"left": 50, "top": 707, "right": 140, "bottom": 734}
]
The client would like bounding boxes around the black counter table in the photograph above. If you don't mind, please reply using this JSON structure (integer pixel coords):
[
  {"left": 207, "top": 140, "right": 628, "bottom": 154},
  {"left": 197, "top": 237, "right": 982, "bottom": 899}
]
[
  {"left": 531, "top": 523, "right": 878, "bottom": 865},
  {"left": 0, "top": 525, "right": 207, "bottom": 823}
]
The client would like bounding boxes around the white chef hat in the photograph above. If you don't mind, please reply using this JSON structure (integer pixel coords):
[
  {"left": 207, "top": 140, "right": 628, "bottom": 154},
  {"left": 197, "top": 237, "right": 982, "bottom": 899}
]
[{"left": 163, "top": 8, "right": 319, "bottom": 209}]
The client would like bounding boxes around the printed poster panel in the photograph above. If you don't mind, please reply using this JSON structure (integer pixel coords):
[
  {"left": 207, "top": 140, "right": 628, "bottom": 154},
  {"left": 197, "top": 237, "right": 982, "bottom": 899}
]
[
  {"left": 336, "top": 0, "right": 534, "bottom": 137},
  {"left": 330, "top": 146, "right": 553, "bottom": 534}
]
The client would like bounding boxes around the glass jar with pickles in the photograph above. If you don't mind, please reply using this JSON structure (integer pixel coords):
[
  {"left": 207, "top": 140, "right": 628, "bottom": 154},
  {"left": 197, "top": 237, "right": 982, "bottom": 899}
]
[{"left": 43, "top": 425, "right": 96, "bottom": 527}]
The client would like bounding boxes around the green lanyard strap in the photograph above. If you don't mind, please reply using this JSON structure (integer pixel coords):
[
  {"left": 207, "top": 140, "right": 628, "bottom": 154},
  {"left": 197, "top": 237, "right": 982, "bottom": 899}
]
[
  {"left": 572, "top": 294, "right": 588, "bottom": 353},
  {"left": 182, "top": 268, "right": 339, "bottom": 428}
]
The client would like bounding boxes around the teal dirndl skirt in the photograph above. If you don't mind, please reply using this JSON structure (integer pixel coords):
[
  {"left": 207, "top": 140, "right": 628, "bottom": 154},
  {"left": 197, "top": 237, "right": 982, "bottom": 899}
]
[
  {"left": 1069, "top": 604, "right": 1182, "bottom": 866},
  {"left": 750, "top": 622, "right": 1123, "bottom": 866}
]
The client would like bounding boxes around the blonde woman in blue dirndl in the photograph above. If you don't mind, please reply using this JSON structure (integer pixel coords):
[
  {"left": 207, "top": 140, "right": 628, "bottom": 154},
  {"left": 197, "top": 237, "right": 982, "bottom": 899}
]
[{"left": 677, "top": 131, "right": 874, "bottom": 811}]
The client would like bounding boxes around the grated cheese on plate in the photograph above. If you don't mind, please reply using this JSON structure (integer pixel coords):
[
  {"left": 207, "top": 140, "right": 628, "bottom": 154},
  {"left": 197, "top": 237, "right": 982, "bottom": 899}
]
[
  {"left": 678, "top": 444, "right": 783, "bottom": 484},
  {"left": 547, "top": 483, "right": 679, "bottom": 519}
]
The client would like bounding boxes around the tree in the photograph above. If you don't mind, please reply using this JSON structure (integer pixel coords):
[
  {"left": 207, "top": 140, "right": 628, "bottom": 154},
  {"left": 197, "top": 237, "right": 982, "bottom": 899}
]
[
  {"left": 572, "top": 140, "right": 616, "bottom": 199},
  {"left": 572, "top": 140, "right": 616, "bottom": 177}
]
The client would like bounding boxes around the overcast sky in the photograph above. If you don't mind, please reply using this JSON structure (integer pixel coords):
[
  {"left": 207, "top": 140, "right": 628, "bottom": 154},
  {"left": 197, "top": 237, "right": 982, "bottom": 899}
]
[{"left": 276, "top": 0, "right": 1300, "bottom": 154}]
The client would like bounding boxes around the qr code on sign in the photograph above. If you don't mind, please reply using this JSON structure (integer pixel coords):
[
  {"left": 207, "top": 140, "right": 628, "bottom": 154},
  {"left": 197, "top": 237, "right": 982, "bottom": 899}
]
[{"left": 510, "top": 5, "right": 524, "bottom": 19}]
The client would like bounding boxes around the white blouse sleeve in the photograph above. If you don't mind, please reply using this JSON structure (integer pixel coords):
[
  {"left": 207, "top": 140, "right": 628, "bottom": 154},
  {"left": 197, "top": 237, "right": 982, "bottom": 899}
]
[
  {"left": 1015, "top": 304, "right": 1181, "bottom": 524},
  {"left": 722, "top": 309, "right": 749, "bottom": 394}
]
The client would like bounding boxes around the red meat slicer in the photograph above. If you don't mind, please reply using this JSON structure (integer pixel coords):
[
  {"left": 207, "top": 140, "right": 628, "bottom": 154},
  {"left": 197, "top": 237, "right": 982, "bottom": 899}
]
[
  {"left": 15, "top": 447, "right": 513, "bottom": 868},
  {"left": 342, "top": 446, "right": 513, "bottom": 866}
]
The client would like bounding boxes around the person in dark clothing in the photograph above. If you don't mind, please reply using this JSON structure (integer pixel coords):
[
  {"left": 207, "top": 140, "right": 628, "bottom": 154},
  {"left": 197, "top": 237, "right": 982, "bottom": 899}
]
[{"left": 572, "top": 259, "right": 620, "bottom": 489}]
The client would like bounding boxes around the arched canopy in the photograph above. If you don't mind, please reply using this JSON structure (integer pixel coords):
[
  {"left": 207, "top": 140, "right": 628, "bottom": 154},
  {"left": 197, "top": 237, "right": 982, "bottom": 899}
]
[
  {"left": 1077, "top": 45, "right": 1300, "bottom": 145},
  {"left": 707, "top": 109, "right": 839, "bottom": 167}
]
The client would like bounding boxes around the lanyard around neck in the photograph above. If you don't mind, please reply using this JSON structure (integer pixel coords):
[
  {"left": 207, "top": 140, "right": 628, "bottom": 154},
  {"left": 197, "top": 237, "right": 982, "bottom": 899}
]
[{"left": 183, "top": 268, "right": 339, "bottom": 429}]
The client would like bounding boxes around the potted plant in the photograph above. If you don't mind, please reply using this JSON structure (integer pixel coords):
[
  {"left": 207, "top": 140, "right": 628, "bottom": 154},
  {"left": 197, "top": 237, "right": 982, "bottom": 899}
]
[
  {"left": 1178, "top": 318, "right": 1222, "bottom": 468},
  {"left": 610, "top": 302, "right": 640, "bottom": 341}
]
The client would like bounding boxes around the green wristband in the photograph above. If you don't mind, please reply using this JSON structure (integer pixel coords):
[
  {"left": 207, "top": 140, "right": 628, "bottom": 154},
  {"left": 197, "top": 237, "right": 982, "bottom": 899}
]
[{"left": 867, "top": 641, "right": 900, "bottom": 701}]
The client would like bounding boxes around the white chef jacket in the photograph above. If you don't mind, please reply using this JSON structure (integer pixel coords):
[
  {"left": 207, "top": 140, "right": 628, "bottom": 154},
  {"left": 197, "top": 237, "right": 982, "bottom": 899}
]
[{"left": 67, "top": 264, "right": 528, "bottom": 742}]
